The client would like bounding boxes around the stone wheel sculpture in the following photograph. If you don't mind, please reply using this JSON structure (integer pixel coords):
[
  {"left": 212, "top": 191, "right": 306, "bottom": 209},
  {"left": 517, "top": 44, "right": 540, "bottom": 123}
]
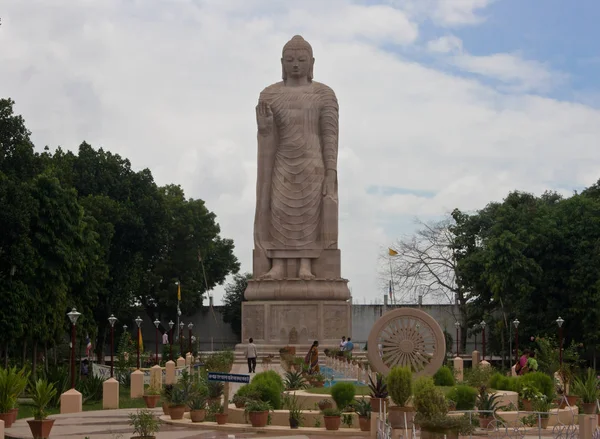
[{"left": 367, "top": 308, "right": 446, "bottom": 376}]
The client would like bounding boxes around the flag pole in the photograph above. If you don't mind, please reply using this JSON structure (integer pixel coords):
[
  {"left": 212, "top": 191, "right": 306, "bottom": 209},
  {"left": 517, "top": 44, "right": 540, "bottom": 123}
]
[{"left": 388, "top": 249, "right": 396, "bottom": 305}]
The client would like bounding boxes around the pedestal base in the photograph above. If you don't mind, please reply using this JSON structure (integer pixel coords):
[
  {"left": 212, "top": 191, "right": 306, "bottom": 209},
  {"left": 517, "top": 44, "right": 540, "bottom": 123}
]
[
  {"left": 245, "top": 278, "right": 350, "bottom": 301},
  {"left": 60, "top": 388, "right": 82, "bottom": 414},
  {"left": 130, "top": 370, "right": 144, "bottom": 399},
  {"left": 102, "top": 378, "right": 119, "bottom": 409},
  {"left": 165, "top": 360, "right": 176, "bottom": 384},
  {"left": 242, "top": 300, "right": 351, "bottom": 345}
]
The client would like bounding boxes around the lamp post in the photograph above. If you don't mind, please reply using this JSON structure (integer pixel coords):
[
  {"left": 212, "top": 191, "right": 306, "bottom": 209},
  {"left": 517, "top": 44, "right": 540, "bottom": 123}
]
[
  {"left": 188, "top": 323, "right": 194, "bottom": 354},
  {"left": 454, "top": 321, "right": 460, "bottom": 357},
  {"left": 556, "top": 316, "right": 564, "bottom": 367},
  {"left": 480, "top": 320, "right": 487, "bottom": 361},
  {"left": 108, "top": 314, "right": 117, "bottom": 378},
  {"left": 135, "top": 316, "right": 143, "bottom": 369},
  {"left": 153, "top": 319, "right": 160, "bottom": 365},
  {"left": 179, "top": 321, "right": 184, "bottom": 357},
  {"left": 513, "top": 319, "right": 519, "bottom": 367},
  {"left": 67, "top": 308, "right": 82, "bottom": 389},
  {"left": 168, "top": 320, "right": 174, "bottom": 361}
]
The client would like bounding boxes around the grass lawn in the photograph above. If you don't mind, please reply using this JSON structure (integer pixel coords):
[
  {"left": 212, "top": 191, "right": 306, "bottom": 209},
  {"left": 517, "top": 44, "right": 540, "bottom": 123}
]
[{"left": 17, "top": 387, "right": 148, "bottom": 419}]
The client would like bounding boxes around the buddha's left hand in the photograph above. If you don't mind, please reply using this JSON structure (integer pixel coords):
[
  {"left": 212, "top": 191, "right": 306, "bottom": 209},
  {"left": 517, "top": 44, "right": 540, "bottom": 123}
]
[{"left": 323, "top": 170, "right": 336, "bottom": 197}]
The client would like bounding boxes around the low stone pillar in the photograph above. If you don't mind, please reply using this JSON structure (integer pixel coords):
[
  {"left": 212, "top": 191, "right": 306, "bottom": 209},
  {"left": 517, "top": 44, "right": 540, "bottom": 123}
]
[
  {"left": 150, "top": 365, "right": 162, "bottom": 389},
  {"left": 130, "top": 369, "right": 144, "bottom": 399},
  {"left": 579, "top": 414, "right": 598, "bottom": 439},
  {"left": 480, "top": 360, "right": 490, "bottom": 368},
  {"left": 453, "top": 356, "right": 464, "bottom": 382},
  {"left": 60, "top": 388, "right": 82, "bottom": 414},
  {"left": 177, "top": 356, "right": 185, "bottom": 367},
  {"left": 185, "top": 353, "right": 192, "bottom": 366},
  {"left": 472, "top": 350, "right": 480, "bottom": 367},
  {"left": 102, "top": 377, "right": 119, "bottom": 409},
  {"left": 165, "top": 360, "right": 176, "bottom": 385}
]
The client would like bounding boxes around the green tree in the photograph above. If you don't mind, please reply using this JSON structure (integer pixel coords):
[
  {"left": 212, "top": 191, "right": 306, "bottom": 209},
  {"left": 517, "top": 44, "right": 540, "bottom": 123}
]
[{"left": 222, "top": 273, "right": 252, "bottom": 337}]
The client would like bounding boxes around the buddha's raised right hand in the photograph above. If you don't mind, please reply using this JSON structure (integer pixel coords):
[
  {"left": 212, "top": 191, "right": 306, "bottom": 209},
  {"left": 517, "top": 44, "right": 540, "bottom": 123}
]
[{"left": 256, "top": 100, "right": 273, "bottom": 135}]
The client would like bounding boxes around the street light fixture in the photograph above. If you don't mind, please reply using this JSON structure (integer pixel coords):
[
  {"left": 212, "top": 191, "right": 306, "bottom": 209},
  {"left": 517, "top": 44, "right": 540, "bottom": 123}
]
[
  {"left": 67, "top": 308, "right": 81, "bottom": 389},
  {"left": 153, "top": 319, "right": 160, "bottom": 365},
  {"left": 168, "top": 320, "right": 174, "bottom": 361},
  {"left": 135, "top": 316, "right": 143, "bottom": 369},
  {"left": 480, "top": 320, "right": 487, "bottom": 361},
  {"left": 556, "top": 317, "right": 564, "bottom": 366},
  {"left": 108, "top": 314, "right": 118, "bottom": 378},
  {"left": 454, "top": 321, "right": 460, "bottom": 357}
]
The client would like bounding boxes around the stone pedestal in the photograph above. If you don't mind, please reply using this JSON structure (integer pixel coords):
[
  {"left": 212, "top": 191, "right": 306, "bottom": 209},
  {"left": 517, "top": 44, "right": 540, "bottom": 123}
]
[
  {"left": 185, "top": 353, "right": 192, "bottom": 365},
  {"left": 579, "top": 414, "right": 598, "bottom": 439},
  {"left": 480, "top": 360, "right": 490, "bottom": 368},
  {"left": 453, "top": 357, "right": 464, "bottom": 382},
  {"left": 165, "top": 360, "right": 176, "bottom": 385},
  {"left": 102, "top": 378, "right": 119, "bottom": 409},
  {"left": 150, "top": 365, "right": 162, "bottom": 390},
  {"left": 177, "top": 357, "right": 185, "bottom": 368},
  {"left": 130, "top": 370, "right": 144, "bottom": 399},
  {"left": 60, "top": 388, "right": 82, "bottom": 414},
  {"left": 241, "top": 300, "right": 351, "bottom": 345},
  {"left": 472, "top": 350, "right": 480, "bottom": 367}
]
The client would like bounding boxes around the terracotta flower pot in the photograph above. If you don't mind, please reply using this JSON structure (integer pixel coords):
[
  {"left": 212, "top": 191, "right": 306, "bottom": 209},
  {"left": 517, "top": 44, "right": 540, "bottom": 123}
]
[
  {"left": 249, "top": 411, "right": 269, "bottom": 427},
  {"left": 143, "top": 394, "right": 160, "bottom": 408},
  {"left": 0, "top": 412, "right": 14, "bottom": 428},
  {"left": 10, "top": 407, "right": 18, "bottom": 424},
  {"left": 479, "top": 415, "right": 494, "bottom": 429},
  {"left": 169, "top": 404, "right": 186, "bottom": 420},
  {"left": 190, "top": 409, "right": 206, "bottom": 422},
  {"left": 215, "top": 413, "right": 228, "bottom": 425},
  {"left": 162, "top": 402, "right": 170, "bottom": 416},
  {"left": 27, "top": 419, "right": 55, "bottom": 439},
  {"left": 522, "top": 399, "right": 532, "bottom": 411},
  {"left": 324, "top": 415, "right": 341, "bottom": 431},
  {"left": 388, "top": 406, "right": 415, "bottom": 429},
  {"left": 559, "top": 395, "right": 579, "bottom": 409},
  {"left": 539, "top": 417, "right": 549, "bottom": 429},
  {"left": 370, "top": 397, "right": 388, "bottom": 412},
  {"left": 318, "top": 400, "right": 333, "bottom": 411},
  {"left": 359, "top": 416, "right": 371, "bottom": 431},
  {"left": 583, "top": 403, "right": 597, "bottom": 414}
]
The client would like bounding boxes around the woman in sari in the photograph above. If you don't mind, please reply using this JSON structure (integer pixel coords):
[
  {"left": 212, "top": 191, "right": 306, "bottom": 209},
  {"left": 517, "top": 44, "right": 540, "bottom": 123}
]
[{"left": 305, "top": 340, "right": 320, "bottom": 374}]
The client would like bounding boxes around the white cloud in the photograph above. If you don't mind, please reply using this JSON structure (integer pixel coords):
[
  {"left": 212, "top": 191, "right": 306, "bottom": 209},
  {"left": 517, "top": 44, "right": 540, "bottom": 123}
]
[
  {"left": 391, "top": 0, "right": 494, "bottom": 27},
  {"left": 427, "top": 35, "right": 463, "bottom": 53},
  {"left": 0, "top": 0, "right": 597, "bottom": 308}
]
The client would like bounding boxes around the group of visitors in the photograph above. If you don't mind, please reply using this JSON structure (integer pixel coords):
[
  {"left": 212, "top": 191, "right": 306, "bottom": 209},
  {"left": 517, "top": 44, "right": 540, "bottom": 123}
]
[
  {"left": 339, "top": 336, "right": 354, "bottom": 352},
  {"left": 515, "top": 349, "right": 538, "bottom": 375}
]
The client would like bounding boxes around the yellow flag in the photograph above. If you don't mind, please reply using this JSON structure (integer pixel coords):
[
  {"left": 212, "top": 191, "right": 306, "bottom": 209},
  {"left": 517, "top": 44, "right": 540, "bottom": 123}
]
[
  {"left": 388, "top": 248, "right": 398, "bottom": 256},
  {"left": 138, "top": 329, "right": 143, "bottom": 352},
  {"left": 177, "top": 282, "right": 181, "bottom": 301}
]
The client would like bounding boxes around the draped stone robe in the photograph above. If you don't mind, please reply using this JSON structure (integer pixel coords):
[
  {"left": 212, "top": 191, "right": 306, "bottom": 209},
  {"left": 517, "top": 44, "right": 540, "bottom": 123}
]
[{"left": 254, "top": 81, "right": 339, "bottom": 259}]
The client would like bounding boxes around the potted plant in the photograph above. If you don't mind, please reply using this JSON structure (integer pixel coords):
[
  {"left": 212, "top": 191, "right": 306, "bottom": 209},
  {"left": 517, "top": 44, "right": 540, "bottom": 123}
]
[
  {"left": 572, "top": 368, "right": 599, "bottom": 414},
  {"left": 129, "top": 409, "right": 160, "bottom": 439},
  {"left": 322, "top": 407, "right": 342, "bottom": 431},
  {"left": 27, "top": 379, "right": 57, "bottom": 439},
  {"left": 168, "top": 385, "right": 189, "bottom": 420},
  {"left": 353, "top": 397, "right": 372, "bottom": 432},
  {"left": 476, "top": 386, "right": 501, "bottom": 429},
  {"left": 386, "top": 366, "right": 413, "bottom": 429},
  {"left": 213, "top": 404, "right": 228, "bottom": 425},
  {"left": 532, "top": 394, "right": 551, "bottom": 429},
  {"left": 0, "top": 366, "right": 29, "bottom": 428},
  {"left": 284, "top": 393, "right": 304, "bottom": 429},
  {"left": 558, "top": 364, "right": 578, "bottom": 408},
  {"left": 368, "top": 372, "right": 389, "bottom": 411},
  {"left": 309, "top": 372, "right": 325, "bottom": 388},
  {"left": 520, "top": 386, "right": 539, "bottom": 412},
  {"left": 189, "top": 392, "right": 208, "bottom": 422},
  {"left": 245, "top": 399, "right": 272, "bottom": 427},
  {"left": 143, "top": 386, "right": 161, "bottom": 409},
  {"left": 161, "top": 384, "right": 173, "bottom": 415},
  {"left": 413, "top": 377, "right": 473, "bottom": 439},
  {"left": 318, "top": 399, "right": 333, "bottom": 411},
  {"left": 207, "top": 381, "right": 224, "bottom": 406},
  {"left": 284, "top": 370, "right": 307, "bottom": 391}
]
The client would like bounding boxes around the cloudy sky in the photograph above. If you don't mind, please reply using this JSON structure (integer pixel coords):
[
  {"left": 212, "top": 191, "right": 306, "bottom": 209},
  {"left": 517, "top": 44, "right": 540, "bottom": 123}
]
[{"left": 2, "top": 0, "right": 599, "bottom": 306}]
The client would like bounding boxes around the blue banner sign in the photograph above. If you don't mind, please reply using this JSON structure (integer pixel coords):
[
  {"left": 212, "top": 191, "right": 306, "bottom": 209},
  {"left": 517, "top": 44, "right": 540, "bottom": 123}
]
[{"left": 207, "top": 372, "right": 250, "bottom": 384}]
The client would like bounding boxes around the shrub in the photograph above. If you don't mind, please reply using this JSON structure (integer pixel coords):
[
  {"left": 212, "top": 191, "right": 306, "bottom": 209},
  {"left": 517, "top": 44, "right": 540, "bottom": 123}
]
[
  {"left": 433, "top": 366, "right": 455, "bottom": 387},
  {"left": 241, "top": 371, "right": 286, "bottom": 409},
  {"left": 520, "top": 372, "right": 554, "bottom": 399},
  {"left": 253, "top": 370, "right": 285, "bottom": 392},
  {"left": 447, "top": 385, "right": 478, "bottom": 410},
  {"left": 387, "top": 366, "right": 412, "bottom": 406},
  {"left": 489, "top": 372, "right": 509, "bottom": 390},
  {"left": 331, "top": 382, "right": 356, "bottom": 410},
  {"left": 413, "top": 377, "right": 447, "bottom": 418},
  {"left": 464, "top": 365, "right": 494, "bottom": 388}
]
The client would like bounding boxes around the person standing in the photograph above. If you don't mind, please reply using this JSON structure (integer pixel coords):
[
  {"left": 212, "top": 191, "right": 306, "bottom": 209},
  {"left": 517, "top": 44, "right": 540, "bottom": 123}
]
[
  {"left": 345, "top": 337, "right": 354, "bottom": 352},
  {"left": 339, "top": 336, "right": 347, "bottom": 350},
  {"left": 162, "top": 331, "right": 169, "bottom": 345},
  {"left": 516, "top": 349, "right": 529, "bottom": 375},
  {"left": 246, "top": 338, "right": 257, "bottom": 373},
  {"left": 305, "top": 340, "right": 320, "bottom": 374}
]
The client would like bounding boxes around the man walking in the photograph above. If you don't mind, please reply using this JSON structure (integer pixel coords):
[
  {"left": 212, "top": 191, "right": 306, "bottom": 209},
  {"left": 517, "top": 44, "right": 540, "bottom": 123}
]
[{"left": 246, "top": 338, "right": 257, "bottom": 373}]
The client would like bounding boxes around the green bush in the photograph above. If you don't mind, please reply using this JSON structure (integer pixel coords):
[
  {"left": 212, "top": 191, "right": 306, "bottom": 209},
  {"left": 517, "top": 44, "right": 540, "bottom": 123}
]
[
  {"left": 489, "top": 372, "right": 509, "bottom": 390},
  {"left": 464, "top": 365, "right": 494, "bottom": 388},
  {"left": 387, "top": 366, "right": 412, "bottom": 406},
  {"left": 252, "top": 371, "right": 284, "bottom": 392},
  {"left": 242, "top": 370, "right": 286, "bottom": 409},
  {"left": 433, "top": 366, "right": 455, "bottom": 387},
  {"left": 331, "top": 382, "right": 356, "bottom": 410},
  {"left": 520, "top": 372, "right": 554, "bottom": 399},
  {"left": 413, "top": 377, "right": 447, "bottom": 418},
  {"left": 446, "top": 385, "right": 477, "bottom": 410}
]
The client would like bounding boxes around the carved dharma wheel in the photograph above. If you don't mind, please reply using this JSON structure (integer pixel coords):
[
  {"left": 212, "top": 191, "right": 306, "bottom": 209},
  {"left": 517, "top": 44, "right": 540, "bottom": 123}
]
[{"left": 367, "top": 308, "right": 445, "bottom": 376}]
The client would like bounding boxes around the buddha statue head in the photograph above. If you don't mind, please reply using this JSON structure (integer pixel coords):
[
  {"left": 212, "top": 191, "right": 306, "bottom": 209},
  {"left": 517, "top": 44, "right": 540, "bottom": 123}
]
[{"left": 281, "top": 35, "right": 314, "bottom": 82}]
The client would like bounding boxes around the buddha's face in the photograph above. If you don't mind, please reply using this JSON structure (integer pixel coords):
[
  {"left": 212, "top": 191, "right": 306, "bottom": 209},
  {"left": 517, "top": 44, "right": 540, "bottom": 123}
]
[{"left": 282, "top": 49, "right": 313, "bottom": 79}]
